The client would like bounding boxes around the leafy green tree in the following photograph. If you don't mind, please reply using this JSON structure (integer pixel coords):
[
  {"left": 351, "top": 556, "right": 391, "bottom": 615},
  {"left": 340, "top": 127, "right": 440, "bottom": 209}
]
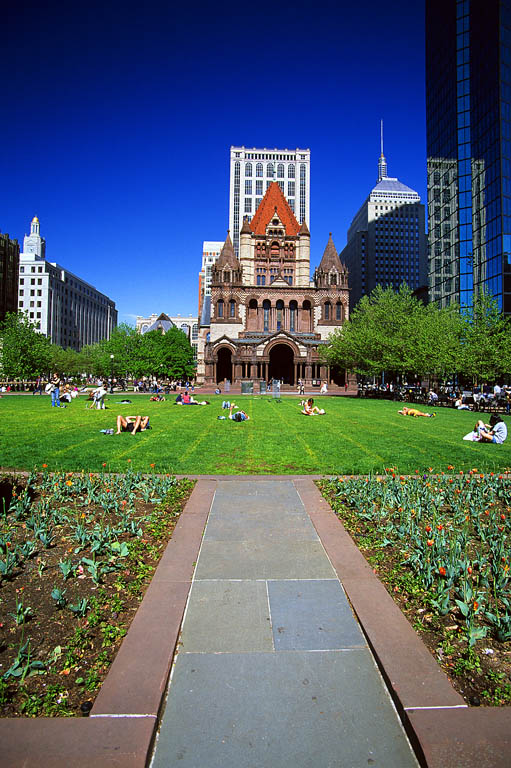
[
  {"left": 135, "top": 327, "right": 195, "bottom": 379},
  {"left": 459, "top": 291, "right": 511, "bottom": 385},
  {"left": 412, "top": 302, "right": 464, "bottom": 382},
  {"left": 0, "top": 313, "right": 53, "bottom": 379},
  {"left": 324, "top": 284, "right": 426, "bottom": 379}
]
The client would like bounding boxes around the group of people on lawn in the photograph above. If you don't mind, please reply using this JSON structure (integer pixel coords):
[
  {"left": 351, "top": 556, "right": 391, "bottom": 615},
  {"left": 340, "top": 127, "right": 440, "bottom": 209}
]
[{"left": 45, "top": 371, "right": 507, "bottom": 443}]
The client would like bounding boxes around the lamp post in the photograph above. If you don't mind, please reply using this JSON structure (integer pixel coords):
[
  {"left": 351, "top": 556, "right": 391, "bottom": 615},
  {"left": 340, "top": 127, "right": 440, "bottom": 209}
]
[{"left": 110, "top": 355, "right": 114, "bottom": 394}]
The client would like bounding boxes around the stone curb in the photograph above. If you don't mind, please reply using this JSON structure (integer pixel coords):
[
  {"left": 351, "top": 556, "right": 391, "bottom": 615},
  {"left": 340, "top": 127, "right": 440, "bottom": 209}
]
[
  {"left": 0, "top": 479, "right": 216, "bottom": 768},
  {"left": 294, "top": 477, "right": 511, "bottom": 768}
]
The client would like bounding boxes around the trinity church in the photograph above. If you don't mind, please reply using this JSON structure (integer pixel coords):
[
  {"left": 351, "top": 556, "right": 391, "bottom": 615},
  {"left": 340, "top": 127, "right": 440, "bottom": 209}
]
[{"left": 197, "top": 182, "right": 349, "bottom": 387}]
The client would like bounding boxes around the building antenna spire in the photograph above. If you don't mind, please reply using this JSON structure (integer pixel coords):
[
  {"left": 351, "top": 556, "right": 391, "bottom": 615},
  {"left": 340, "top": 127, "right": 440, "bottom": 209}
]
[{"left": 378, "top": 119, "right": 388, "bottom": 181}]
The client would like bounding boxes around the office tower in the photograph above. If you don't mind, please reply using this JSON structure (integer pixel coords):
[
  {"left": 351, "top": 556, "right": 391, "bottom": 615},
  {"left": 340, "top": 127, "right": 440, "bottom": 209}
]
[
  {"left": 0, "top": 230, "right": 20, "bottom": 321},
  {"left": 339, "top": 147, "right": 427, "bottom": 310},
  {"left": 229, "top": 146, "right": 310, "bottom": 256},
  {"left": 426, "top": 0, "right": 511, "bottom": 315},
  {"left": 18, "top": 217, "right": 117, "bottom": 349}
]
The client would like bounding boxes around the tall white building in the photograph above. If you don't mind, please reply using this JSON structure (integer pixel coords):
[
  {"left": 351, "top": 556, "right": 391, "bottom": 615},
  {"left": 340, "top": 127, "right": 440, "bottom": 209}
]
[
  {"left": 339, "top": 150, "right": 427, "bottom": 310},
  {"left": 229, "top": 146, "right": 310, "bottom": 256},
  {"left": 198, "top": 241, "right": 223, "bottom": 316},
  {"left": 18, "top": 217, "right": 117, "bottom": 350}
]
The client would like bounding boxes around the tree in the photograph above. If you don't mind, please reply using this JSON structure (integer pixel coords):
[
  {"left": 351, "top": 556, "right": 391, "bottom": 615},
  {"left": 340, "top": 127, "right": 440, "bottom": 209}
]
[
  {"left": 412, "top": 302, "right": 464, "bottom": 382},
  {"left": 324, "top": 285, "right": 425, "bottom": 379},
  {"left": 0, "top": 313, "right": 53, "bottom": 379},
  {"left": 135, "top": 327, "right": 195, "bottom": 379},
  {"left": 323, "top": 284, "right": 465, "bottom": 383},
  {"left": 459, "top": 291, "right": 511, "bottom": 385}
]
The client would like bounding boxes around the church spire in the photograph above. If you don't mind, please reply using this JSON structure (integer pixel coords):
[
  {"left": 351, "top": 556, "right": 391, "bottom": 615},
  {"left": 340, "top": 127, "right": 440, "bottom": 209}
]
[{"left": 378, "top": 119, "right": 388, "bottom": 181}]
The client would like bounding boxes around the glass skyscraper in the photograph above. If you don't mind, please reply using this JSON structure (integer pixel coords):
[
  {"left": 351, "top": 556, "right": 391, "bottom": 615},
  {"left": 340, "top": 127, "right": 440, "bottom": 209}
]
[{"left": 426, "top": 0, "right": 511, "bottom": 315}]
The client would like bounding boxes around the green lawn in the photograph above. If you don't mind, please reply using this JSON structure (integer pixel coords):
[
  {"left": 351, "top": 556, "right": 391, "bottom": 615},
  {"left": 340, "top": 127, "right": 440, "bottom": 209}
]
[{"left": 1, "top": 394, "right": 510, "bottom": 475}]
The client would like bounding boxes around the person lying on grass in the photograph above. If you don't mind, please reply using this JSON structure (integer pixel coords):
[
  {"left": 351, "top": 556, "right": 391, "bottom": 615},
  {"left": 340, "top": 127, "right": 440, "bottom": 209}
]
[
  {"left": 398, "top": 406, "right": 436, "bottom": 418},
  {"left": 474, "top": 414, "right": 507, "bottom": 444},
  {"left": 116, "top": 415, "right": 150, "bottom": 434},
  {"left": 300, "top": 398, "right": 325, "bottom": 415},
  {"left": 228, "top": 403, "right": 250, "bottom": 421}
]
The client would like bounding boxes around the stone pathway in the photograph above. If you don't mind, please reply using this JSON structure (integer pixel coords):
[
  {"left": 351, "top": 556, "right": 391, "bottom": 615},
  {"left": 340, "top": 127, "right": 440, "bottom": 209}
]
[{"left": 150, "top": 479, "right": 419, "bottom": 768}]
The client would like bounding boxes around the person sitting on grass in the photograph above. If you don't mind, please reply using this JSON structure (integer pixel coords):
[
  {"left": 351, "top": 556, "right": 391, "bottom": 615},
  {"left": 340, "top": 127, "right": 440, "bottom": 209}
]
[
  {"left": 149, "top": 394, "right": 166, "bottom": 401},
  {"left": 301, "top": 397, "right": 325, "bottom": 415},
  {"left": 116, "top": 415, "right": 150, "bottom": 435},
  {"left": 398, "top": 406, "right": 436, "bottom": 418},
  {"left": 228, "top": 403, "right": 249, "bottom": 421},
  {"left": 474, "top": 414, "right": 507, "bottom": 444}
]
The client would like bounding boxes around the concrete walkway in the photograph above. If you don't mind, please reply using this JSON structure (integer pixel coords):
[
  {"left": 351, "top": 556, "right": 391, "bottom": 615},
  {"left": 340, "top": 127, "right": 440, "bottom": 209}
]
[{"left": 150, "top": 479, "right": 419, "bottom": 768}]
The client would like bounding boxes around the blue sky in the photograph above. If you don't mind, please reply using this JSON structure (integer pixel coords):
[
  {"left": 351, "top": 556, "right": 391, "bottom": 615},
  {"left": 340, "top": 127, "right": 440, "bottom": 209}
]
[{"left": 2, "top": 0, "right": 426, "bottom": 326}]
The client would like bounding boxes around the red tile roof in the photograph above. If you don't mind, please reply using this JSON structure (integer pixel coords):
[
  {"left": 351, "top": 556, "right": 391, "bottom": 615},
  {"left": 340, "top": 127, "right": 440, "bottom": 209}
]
[{"left": 249, "top": 182, "right": 301, "bottom": 236}]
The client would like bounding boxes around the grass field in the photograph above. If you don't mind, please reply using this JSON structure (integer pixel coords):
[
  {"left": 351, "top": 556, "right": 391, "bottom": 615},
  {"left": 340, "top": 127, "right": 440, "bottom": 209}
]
[{"left": 1, "top": 393, "right": 510, "bottom": 475}]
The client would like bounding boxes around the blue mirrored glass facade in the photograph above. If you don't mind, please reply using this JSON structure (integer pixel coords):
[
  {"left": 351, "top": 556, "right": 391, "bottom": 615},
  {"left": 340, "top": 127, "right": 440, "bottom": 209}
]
[{"left": 426, "top": 0, "right": 511, "bottom": 315}]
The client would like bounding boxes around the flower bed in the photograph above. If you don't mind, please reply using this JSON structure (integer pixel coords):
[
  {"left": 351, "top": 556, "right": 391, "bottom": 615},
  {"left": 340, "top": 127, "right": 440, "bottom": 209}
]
[
  {"left": 319, "top": 467, "right": 511, "bottom": 706},
  {"left": 0, "top": 468, "right": 194, "bottom": 716}
]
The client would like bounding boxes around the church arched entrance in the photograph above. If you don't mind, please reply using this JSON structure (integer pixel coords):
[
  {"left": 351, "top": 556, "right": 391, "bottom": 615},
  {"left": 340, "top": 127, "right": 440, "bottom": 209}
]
[
  {"left": 216, "top": 347, "right": 232, "bottom": 384},
  {"left": 268, "top": 343, "right": 295, "bottom": 385}
]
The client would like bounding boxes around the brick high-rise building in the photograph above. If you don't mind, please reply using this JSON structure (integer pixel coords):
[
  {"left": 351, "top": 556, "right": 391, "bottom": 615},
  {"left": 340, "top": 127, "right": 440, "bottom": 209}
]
[{"left": 0, "top": 230, "right": 20, "bottom": 322}]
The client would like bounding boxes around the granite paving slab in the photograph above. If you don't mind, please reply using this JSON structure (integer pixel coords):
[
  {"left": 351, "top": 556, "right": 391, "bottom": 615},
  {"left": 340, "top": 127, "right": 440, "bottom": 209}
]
[
  {"left": 268, "top": 579, "right": 366, "bottom": 651},
  {"left": 194, "top": 539, "right": 336, "bottom": 580},
  {"left": 180, "top": 580, "right": 273, "bottom": 653},
  {"left": 204, "top": 511, "right": 317, "bottom": 542},
  {"left": 152, "top": 651, "right": 418, "bottom": 768}
]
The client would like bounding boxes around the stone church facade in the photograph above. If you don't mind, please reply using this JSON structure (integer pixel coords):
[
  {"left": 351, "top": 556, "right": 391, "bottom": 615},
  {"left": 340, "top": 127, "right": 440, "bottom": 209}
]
[{"left": 197, "top": 182, "right": 349, "bottom": 387}]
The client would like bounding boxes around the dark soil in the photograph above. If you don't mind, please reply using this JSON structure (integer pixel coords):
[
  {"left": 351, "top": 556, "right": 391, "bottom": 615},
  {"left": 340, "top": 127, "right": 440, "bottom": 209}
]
[
  {"left": 319, "top": 483, "right": 511, "bottom": 707},
  {"left": 0, "top": 472, "right": 194, "bottom": 717}
]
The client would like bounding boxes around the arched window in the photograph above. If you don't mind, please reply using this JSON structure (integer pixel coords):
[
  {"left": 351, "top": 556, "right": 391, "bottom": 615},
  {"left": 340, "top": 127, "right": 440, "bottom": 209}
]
[
  {"left": 217, "top": 299, "right": 224, "bottom": 318},
  {"left": 336, "top": 302, "right": 343, "bottom": 321},
  {"left": 276, "top": 299, "right": 284, "bottom": 331},
  {"left": 270, "top": 241, "right": 280, "bottom": 258},
  {"left": 324, "top": 301, "right": 331, "bottom": 320},
  {"left": 263, "top": 299, "right": 271, "bottom": 332},
  {"left": 267, "top": 163, "right": 274, "bottom": 178},
  {"left": 289, "top": 300, "right": 297, "bottom": 333},
  {"left": 247, "top": 298, "right": 258, "bottom": 330},
  {"left": 181, "top": 324, "right": 190, "bottom": 337},
  {"left": 245, "top": 163, "right": 252, "bottom": 177},
  {"left": 229, "top": 299, "right": 236, "bottom": 318},
  {"left": 330, "top": 272, "right": 337, "bottom": 285},
  {"left": 288, "top": 164, "right": 295, "bottom": 178},
  {"left": 256, "top": 163, "right": 263, "bottom": 177},
  {"left": 224, "top": 271, "right": 230, "bottom": 283},
  {"left": 277, "top": 163, "right": 284, "bottom": 178}
]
